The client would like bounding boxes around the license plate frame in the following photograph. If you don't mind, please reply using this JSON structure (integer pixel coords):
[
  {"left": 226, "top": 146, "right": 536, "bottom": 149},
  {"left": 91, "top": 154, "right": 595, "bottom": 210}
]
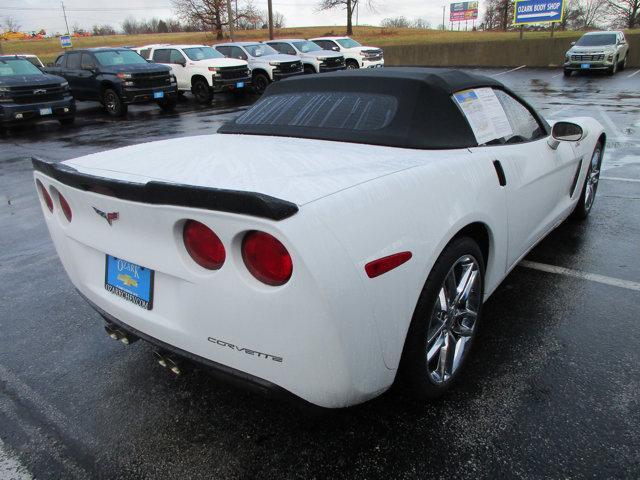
[
  {"left": 40, "top": 107, "right": 53, "bottom": 116},
  {"left": 153, "top": 91, "right": 164, "bottom": 99},
  {"left": 104, "top": 255, "right": 154, "bottom": 310}
]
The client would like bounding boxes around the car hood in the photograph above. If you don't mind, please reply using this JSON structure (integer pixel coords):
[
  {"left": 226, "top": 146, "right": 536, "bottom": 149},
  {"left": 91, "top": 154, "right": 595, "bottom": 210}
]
[
  {"left": 190, "top": 57, "right": 246, "bottom": 67},
  {"left": 100, "top": 63, "right": 171, "bottom": 75},
  {"left": 63, "top": 134, "right": 448, "bottom": 206},
  {"left": 569, "top": 45, "right": 616, "bottom": 54},
  {"left": 0, "top": 73, "right": 66, "bottom": 87},
  {"left": 300, "top": 50, "right": 343, "bottom": 60},
  {"left": 351, "top": 46, "right": 382, "bottom": 53},
  {"left": 252, "top": 54, "right": 299, "bottom": 63}
]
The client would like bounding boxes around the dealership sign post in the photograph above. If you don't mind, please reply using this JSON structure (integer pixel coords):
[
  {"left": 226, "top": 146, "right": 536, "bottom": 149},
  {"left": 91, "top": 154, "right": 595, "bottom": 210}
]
[
  {"left": 449, "top": 1, "right": 479, "bottom": 30},
  {"left": 513, "top": 0, "right": 564, "bottom": 37}
]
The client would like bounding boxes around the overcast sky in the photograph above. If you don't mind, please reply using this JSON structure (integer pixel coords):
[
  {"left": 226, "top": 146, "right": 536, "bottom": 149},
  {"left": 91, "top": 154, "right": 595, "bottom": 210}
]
[{"left": 3, "top": 0, "right": 457, "bottom": 35}]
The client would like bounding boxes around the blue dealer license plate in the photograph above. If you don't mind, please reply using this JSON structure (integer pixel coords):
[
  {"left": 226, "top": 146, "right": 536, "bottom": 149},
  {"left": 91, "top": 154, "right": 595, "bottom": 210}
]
[
  {"left": 105, "top": 255, "right": 154, "bottom": 310},
  {"left": 153, "top": 91, "right": 164, "bottom": 99},
  {"left": 236, "top": 81, "right": 244, "bottom": 88},
  {"left": 581, "top": 63, "right": 590, "bottom": 69}
]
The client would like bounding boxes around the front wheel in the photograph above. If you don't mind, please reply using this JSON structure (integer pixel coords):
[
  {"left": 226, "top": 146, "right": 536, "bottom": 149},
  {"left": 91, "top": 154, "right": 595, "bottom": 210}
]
[
  {"left": 157, "top": 97, "right": 177, "bottom": 112},
  {"left": 571, "top": 142, "right": 603, "bottom": 220},
  {"left": 192, "top": 78, "right": 213, "bottom": 104},
  {"left": 345, "top": 59, "right": 359, "bottom": 69},
  {"left": 401, "top": 236, "right": 485, "bottom": 399},
  {"left": 102, "top": 88, "right": 127, "bottom": 117},
  {"left": 619, "top": 54, "right": 627, "bottom": 71},
  {"left": 59, "top": 116, "right": 75, "bottom": 126},
  {"left": 607, "top": 57, "right": 618, "bottom": 75},
  {"left": 563, "top": 68, "right": 572, "bottom": 77},
  {"left": 253, "top": 72, "right": 270, "bottom": 94}
]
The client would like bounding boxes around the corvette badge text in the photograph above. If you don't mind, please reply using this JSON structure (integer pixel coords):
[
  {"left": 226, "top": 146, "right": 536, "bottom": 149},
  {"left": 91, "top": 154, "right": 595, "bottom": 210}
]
[{"left": 207, "top": 337, "right": 283, "bottom": 363}]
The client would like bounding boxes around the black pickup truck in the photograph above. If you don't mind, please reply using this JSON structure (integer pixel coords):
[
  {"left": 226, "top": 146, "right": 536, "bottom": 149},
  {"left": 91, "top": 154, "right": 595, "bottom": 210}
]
[
  {"left": 46, "top": 48, "right": 178, "bottom": 117},
  {"left": 0, "top": 55, "right": 75, "bottom": 128}
]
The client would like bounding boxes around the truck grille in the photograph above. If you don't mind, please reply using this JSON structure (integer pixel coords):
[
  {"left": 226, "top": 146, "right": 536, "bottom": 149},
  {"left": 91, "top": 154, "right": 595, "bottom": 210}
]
[
  {"left": 274, "top": 61, "right": 303, "bottom": 74},
  {"left": 132, "top": 72, "right": 172, "bottom": 89},
  {"left": 9, "top": 83, "right": 66, "bottom": 104},
  {"left": 362, "top": 49, "right": 383, "bottom": 61},
  {"left": 320, "top": 56, "right": 345, "bottom": 68},
  {"left": 219, "top": 65, "right": 250, "bottom": 80},
  {"left": 571, "top": 54, "right": 604, "bottom": 61}
]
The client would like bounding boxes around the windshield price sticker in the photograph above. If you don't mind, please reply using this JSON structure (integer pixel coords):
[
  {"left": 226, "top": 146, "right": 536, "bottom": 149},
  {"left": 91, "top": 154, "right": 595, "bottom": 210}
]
[{"left": 453, "top": 88, "right": 513, "bottom": 145}]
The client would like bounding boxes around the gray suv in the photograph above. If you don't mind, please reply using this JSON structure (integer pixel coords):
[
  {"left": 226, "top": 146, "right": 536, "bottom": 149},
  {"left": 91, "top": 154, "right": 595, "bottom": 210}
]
[{"left": 564, "top": 31, "right": 629, "bottom": 76}]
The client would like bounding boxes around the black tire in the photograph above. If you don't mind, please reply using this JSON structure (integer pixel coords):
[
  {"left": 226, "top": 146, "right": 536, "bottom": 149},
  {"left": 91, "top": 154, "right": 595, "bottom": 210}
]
[
  {"left": 59, "top": 116, "right": 75, "bottom": 126},
  {"left": 607, "top": 57, "right": 618, "bottom": 76},
  {"left": 563, "top": 68, "right": 572, "bottom": 77},
  {"left": 192, "top": 78, "right": 213, "bottom": 104},
  {"left": 102, "top": 88, "right": 127, "bottom": 117},
  {"left": 571, "top": 142, "right": 603, "bottom": 220},
  {"left": 253, "top": 72, "right": 270, "bottom": 94},
  {"left": 303, "top": 65, "right": 316, "bottom": 75},
  {"left": 619, "top": 54, "right": 627, "bottom": 71},
  {"left": 400, "top": 236, "right": 485, "bottom": 399},
  {"left": 157, "top": 97, "right": 177, "bottom": 112},
  {"left": 345, "top": 59, "right": 359, "bottom": 69}
]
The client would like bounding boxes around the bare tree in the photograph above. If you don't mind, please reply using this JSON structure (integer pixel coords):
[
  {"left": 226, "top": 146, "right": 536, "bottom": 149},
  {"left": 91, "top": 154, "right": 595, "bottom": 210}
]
[
  {"left": 316, "top": 0, "right": 375, "bottom": 35},
  {"left": 607, "top": 0, "right": 639, "bottom": 27},
  {"left": 381, "top": 16, "right": 409, "bottom": 28},
  {"left": 576, "top": 0, "right": 609, "bottom": 27},
  {"left": 172, "top": 0, "right": 230, "bottom": 39},
  {"left": 411, "top": 17, "right": 431, "bottom": 28},
  {"left": 2, "top": 16, "right": 22, "bottom": 32}
]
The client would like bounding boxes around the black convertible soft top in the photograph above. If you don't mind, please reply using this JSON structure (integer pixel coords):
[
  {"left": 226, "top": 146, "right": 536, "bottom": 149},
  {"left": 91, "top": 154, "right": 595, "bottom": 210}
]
[{"left": 219, "top": 68, "right": 548, "bottom": 150}]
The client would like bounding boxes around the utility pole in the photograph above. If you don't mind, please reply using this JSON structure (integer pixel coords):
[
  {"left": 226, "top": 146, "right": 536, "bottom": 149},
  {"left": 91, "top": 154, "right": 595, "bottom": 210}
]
[
  {"left": 226, "top": 0, "right": 234, "bottom": 40},
  {"left": 356, "top": 1, "right": 359, "bottom": 27},
  {"left": 268, "top": 0, "right": 274, "bottom": 39},
  {"left": 61, "top": 1, "right": 70, "bottom": 35},
  {"left": 442, "top": 5, "right": 446, "bottom": 30}
]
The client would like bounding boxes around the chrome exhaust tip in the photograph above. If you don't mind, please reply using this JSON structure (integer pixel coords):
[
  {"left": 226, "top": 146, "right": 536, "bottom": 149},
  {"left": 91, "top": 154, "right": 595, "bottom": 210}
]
[
  {"left": 104, "top": 324, "right": 138, "bottom": 345},
  {"left": 153, "top": 350, "right": 189, "bottom": 376}
]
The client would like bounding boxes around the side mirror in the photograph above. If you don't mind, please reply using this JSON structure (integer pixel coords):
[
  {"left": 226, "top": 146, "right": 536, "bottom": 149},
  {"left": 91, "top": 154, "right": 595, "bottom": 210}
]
[
  {"left": 333, "top": 46, "right": 340, "bottom": 51},
  {"left": 552, "top": 121, "right": 583, "bottom": 142},
  {"left": 570, "top": 41, "right": 576, "bottom": 46}
]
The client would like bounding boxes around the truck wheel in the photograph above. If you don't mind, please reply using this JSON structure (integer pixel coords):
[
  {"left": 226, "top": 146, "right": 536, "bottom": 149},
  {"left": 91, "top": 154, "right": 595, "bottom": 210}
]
[
  {"left": 563, "top": 69, "right": 572, "bottom": 77},
  {"left": 59, "top": 117, "right": 75, "bottom": 126},
  {"left": 400, "top": 236, "right": 485, "bottom": 399},
  {"left": 192, "top": 78, "right": 213, "bottom": 104},
  {"left": 346, "top": 59, "right": 359, "bottom": 69},
  {"left": 619, "top": 55, "right": 627, "bottom": 71},
  {"left": 607, "top": 57, "right": 618, "bottom": 76},
  {"left": 157, "top": 97, "right": 177, "bottom": 112},
  {"left": 303, "top": 65, "right": 316, "bottom": 75},
  {"left": 102, "top": 88, "right": 127, "bottom": 117},
  {"left": 253, "top": 72, "right": 270, "bottom": 94}
]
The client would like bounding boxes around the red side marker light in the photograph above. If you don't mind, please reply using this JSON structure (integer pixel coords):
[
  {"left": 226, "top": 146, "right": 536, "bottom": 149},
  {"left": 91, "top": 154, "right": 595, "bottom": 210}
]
[
  {"left": 36, "top": 179, "right": 53, "bottom": 212},
  {"left": 365, "top": 251, "right": 412, "bottom": 278}
]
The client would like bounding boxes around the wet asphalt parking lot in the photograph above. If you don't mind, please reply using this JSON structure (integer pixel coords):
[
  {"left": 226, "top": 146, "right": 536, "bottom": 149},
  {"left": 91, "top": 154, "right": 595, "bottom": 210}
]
[{"left": 1, "top": 67, "right": 639, "bottom": 479}]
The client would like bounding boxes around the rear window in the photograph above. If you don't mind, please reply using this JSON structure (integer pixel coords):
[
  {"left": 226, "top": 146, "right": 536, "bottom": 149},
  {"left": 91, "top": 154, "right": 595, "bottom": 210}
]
[{"left": 235, "top": 92, "right": 397, "bottom": 131}]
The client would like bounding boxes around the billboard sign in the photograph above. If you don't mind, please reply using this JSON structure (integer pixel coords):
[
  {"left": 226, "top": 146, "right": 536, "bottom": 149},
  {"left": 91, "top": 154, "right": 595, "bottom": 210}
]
[
  {"left": 60, "top": 35, "right": 72, "bottom": 48},
  {"left": 450, "top": 1, "right": 479, "bottom": 22},
  {"left": 513, "top": 0, "right": 564, "bottom": 24}
]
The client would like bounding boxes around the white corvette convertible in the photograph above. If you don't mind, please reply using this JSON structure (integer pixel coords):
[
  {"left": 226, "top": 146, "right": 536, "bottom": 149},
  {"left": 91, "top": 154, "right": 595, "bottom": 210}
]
[{"left": 33, "top": 69, "right": 605, "bottom": 408}]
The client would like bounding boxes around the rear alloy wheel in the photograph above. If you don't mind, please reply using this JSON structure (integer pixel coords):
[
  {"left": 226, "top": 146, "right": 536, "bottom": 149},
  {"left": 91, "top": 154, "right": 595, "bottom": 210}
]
[
  {"left": 102, "top": 88, "right": 127, "bottom": 117},
  {"left": 346, "top": 59, "right": 359, "bottom": 69},
  {"left": 572, "top": 142, "right": 603, "bottom": 220},
  {"left": 253, "top": 72, "right": 270, "bottom": 95},
  {"left": 192, "top": 78, "right": 213, "bottom": 104},
  {"left": 402, "top": 236, "right": 484, "bottom": 399}
]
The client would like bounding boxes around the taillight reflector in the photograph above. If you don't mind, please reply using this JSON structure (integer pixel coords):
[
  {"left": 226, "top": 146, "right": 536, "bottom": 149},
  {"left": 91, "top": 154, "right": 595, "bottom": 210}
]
[
  {"left": 183, "top": 220, "right": 226, "bottom": 270},
  {"left": 36, "top": 179, "right": 53, "bottom": 212},
  {"left": 365, "top": 251, "right": 412, "bottom": 278},
  {"left": 242, "top": 231, "right": 292, "bottom": 286},
  {"left": 58, "top": 192, "right": 72, "bottom": 222}
]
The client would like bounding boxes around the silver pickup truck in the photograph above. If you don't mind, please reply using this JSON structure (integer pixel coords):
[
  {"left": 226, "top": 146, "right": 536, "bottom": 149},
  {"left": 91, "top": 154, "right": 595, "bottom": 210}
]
[{"left": 564, "top": 31, "right": 630, "bottom": 76}]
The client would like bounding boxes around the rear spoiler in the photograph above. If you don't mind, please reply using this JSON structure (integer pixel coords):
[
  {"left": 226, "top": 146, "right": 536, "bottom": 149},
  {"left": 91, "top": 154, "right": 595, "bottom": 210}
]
[{"left": 32, "top": 157, "right": 299, "bottom": 221}]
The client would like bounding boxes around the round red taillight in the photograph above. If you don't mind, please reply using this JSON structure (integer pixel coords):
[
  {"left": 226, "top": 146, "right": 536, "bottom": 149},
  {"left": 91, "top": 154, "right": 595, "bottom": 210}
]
[
  {"left": 58, "top": 192, "right": 72, "bottom": 222},
  {"left": 242, "top": 231, "right": 292, "bottom": 286},
  {"left": 36, "top": 180, "right": 53, "bottom": 212},
  {"left": 182, "top": 220, "right": 225, "bottom": 270}
]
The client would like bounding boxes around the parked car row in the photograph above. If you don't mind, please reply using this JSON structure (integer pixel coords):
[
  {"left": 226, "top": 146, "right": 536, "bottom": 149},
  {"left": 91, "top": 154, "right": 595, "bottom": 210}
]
[{"left": 1, "top": 36, "right": 384, "bottom": 128}]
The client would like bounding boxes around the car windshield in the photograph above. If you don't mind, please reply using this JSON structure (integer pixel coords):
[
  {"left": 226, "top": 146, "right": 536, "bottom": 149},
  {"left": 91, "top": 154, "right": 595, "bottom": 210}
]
[
  {"left": 576, "top": 34, "right": 617, "bottom": 46},
  {"left": 0, "top": 58, "right": 42, "bottom": 76},
  {"left": 183, "top": 47, "right": 224, "bottom": 61},
  {"left": 292, "top": 41, "right": 322, "bottom": 53},
  {"left": 24, "top": 56, "right": 43, "bottom": 67},
  {"left": 336, "top": 38, "right": 361, "bottom": 48},
  {"left": 244, "top": 44, "right": 279, "bottom": 57},
  {"left": 94, "top": 50, "right": 147, "bottom": 66}
]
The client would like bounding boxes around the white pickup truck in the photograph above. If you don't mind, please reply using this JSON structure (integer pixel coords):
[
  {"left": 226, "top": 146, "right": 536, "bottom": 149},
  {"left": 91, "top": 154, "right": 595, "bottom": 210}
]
[
  {"left": 264, "top": 39, "right": 345, "bottom": 74},
  {"left": 310, "top": 36, "right": 384, "bottom": 69},
  {"left": 135, "top": 44, "right": 251, "bottom": 103},
  {"left": 214, "top": 42, "right": 303, "bottom": 94}
]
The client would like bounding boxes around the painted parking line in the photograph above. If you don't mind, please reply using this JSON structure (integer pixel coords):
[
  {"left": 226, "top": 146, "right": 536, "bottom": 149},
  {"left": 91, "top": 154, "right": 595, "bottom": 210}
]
[
  {"left": 519, "top": 260, "right": 640, "bottom": 292},
  {"left": 492, "top": 65, "right": 527, "bottom": 76},
  {"left": 601, "top": 176, "right": 640, "bottom": 183},
  {"left": 551, "top": 72, "right": 563, "bottom": 78},
  {"left": 627, "top": 69, "right": 640, "bottom": 78}
]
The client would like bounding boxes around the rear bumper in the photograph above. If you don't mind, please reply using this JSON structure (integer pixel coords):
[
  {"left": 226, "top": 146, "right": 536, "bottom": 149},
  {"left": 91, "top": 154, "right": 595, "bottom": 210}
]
[
  {"left": 0, "top": 96, "right": 75, "bottom": 124},
  {"left": 212, "top": 76, "right": 252, "bottom": 92},
  {"left": 121, "top": 85, "right": 178, "bottom": 104}
]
